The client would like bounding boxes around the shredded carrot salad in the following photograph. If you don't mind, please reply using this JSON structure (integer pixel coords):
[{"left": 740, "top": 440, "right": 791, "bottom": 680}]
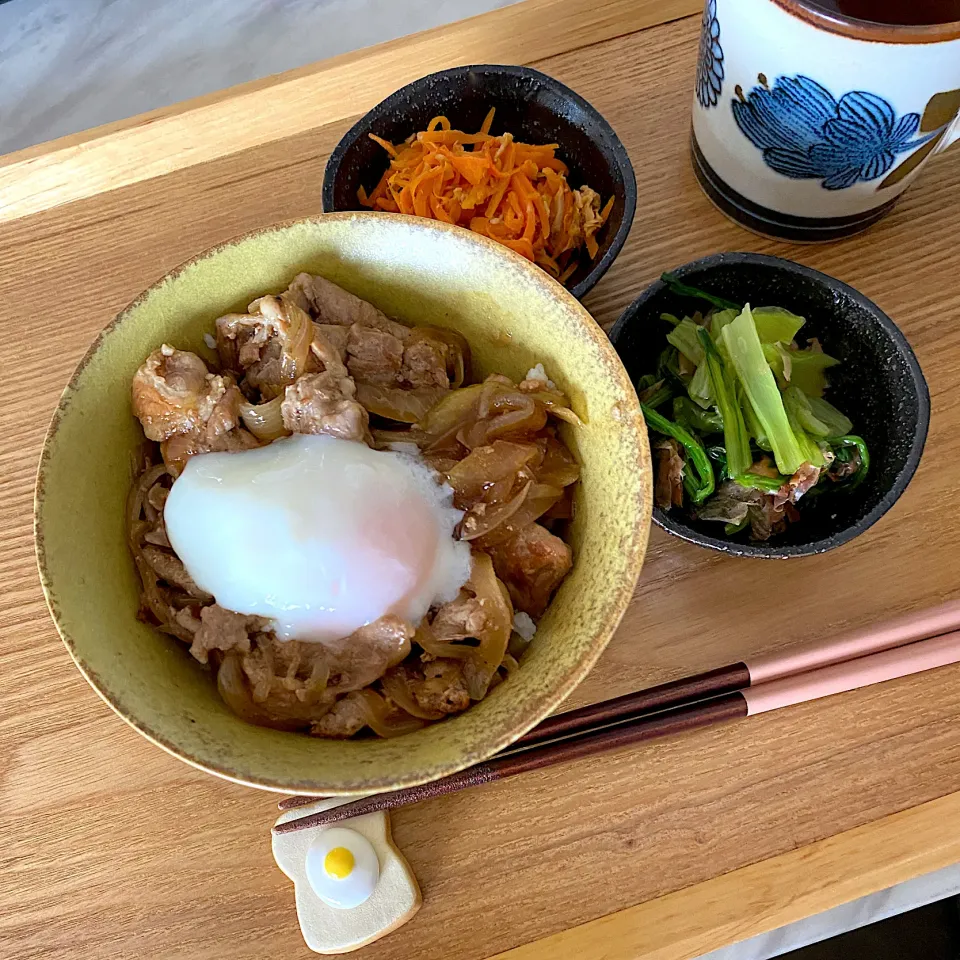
[{"left": 358, "top": 110, "right": 614, "bottom": 285}]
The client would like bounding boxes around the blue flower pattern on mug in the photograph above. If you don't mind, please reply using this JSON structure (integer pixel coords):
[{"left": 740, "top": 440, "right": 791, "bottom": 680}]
[
  {"left": 696, "top": 0, "right": 724, "bottom": 109},
  {"left": 732, "top": 75, "right": 940, "bottom": 190}
]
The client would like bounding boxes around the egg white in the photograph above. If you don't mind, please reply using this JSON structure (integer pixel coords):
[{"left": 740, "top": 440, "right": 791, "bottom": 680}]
[{"left": 164, "top": 434, "right": 471, "bottom": 643}]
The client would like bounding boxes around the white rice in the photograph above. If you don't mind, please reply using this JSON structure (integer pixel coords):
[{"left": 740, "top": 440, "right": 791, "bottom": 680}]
[
  {"left": 513, "top": 611, "right": 537, "bottom": 642},
  {"left": 525, "top": 362, "right": 556, "bottom": 390}
]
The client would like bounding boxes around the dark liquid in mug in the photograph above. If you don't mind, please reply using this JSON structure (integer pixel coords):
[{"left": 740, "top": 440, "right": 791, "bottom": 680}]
[{"left": 809, "top": 0, "right": 960, "bottom": 24}]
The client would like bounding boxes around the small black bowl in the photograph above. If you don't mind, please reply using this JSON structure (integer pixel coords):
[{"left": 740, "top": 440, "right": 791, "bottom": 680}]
[
  {"left": 322, "top": 64, "right": 636, "bottom": 300},
  {"left": 608, "top": 253, "right": 930, "bottom": 558}
]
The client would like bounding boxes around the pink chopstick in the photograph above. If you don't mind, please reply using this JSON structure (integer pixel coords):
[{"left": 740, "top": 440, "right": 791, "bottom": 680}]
[
  {"left": 748, "top": 598, "right": 960, "bottom": 683},
  {"left": 512, "top": 599, "right": 960, "bottom": 750},
  {"left": 744, "top": 627, "right": 960, "bottom": 714}
]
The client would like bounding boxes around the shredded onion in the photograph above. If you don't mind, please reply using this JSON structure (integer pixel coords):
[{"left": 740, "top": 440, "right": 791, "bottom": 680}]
[
  {"left": 239, "top": 395, "right": 289, "bottom": 441},
  {"left": 417, "top": 552, "right": 512, "bottom": 701},
  {"left": 462, "top": 552, "right": 513, "bottom": 699},
  {"left": 473, "top": 483, "right": 564, "bottom": 548},
  {"left": 415, "top": 621, "right": 474, "bottom": 662},
  {"left": 500, "top": 653, "right": 519, "bottom": 674},
  {"left": 279, "top": 298, "right": 313, "bottom": 385},
  {"left": 357, "top": 383, "right": 448, "bottom": 423},
  {"left": 354, "top": 688, "right": 426, "bottom": 737},
  {"left": 460, "top": 393, "right": 547, "bottom": 448},
  {"left": 380, "top": 668, "right": 445, "bottom": 720},
  {"left": 446, "top": 440, "right": 540, "bottom": 504},
  {"left": 537, "top": 437, "right": 580, "bottom": 488},
  {"left": 417, "top": 383, "right": 484, "bottom": 444},
  {"left": 546, "top": 404, "right": 582, "bottom": 426},
  {"left": 530, "top": 389, "right": 583, "bottom": 425},
  {"left": 372, "top": 427, "right": 426, "bottom": 448},
  {"left": 458, "top": 481, "right": 531, "bottom": 540}
]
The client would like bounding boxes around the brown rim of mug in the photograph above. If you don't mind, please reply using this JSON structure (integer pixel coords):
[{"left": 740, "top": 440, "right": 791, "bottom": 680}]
[{"left": 773, "top": 0, "right": 960, "bottom": 43}]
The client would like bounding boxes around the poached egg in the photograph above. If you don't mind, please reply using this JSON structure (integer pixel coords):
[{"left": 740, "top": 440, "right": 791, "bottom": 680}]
[{"left": 164, "top": 433, "right": 471, "bottom": 643}]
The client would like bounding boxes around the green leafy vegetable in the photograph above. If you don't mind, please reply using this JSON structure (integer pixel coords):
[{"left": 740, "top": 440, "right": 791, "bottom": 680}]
[
  {"left": 738, "top": 383, "right": 771, "bottom": 451},
  {"left": 641, "top": 404, "right": 715, "bottom": 503},
  {"left": 733, "top": 473, "right": 784, "bottom": 493},
  {"left": 656, "top": 345, "right": 686, "bottom": 386},
  {"left": 698, "top": 327, "right": 752, "bottom": 478},
  {"left": 768, "top": 345, "right": 840, "bottom": 397},
  {"left": 666, "top": 319, "right": 705, "bottom": 365},
  {"left": 706, "top": 445, "right": 729, "bottom": 481},
  {"left": 782, "top": 386, "right": 852, "bottom": 439},
  {"left": 709, "top": 308, "right": 739, "bottom": 341},
  {"left": 807, "top": 396, "right": 853, "bottom": 437},
  {"left": 660, "top": 272, "right": 741, "bottom": 312},
  {"left": 719, "top": 305, "right": 805, "bottom": 475},
  {"left": 636, "top": 374, "right": 673, "bottom": 410},
  {"left": 831, "top": 435, "right": 870, "bottom": 489},
  {"left": 784, "top": 400, "right": 827, "bottom": 469},
  {"left": 644, "top": 386, "right": 673, "bottom": 409},
  {"left": 687, "top": 361, "right": 714, "bottom": 409},
  {"left": 673, "top": 396, "right": 722, "bottom": 434},
  {"left": 751, "top": 306, "right": 806, "bottom": 344}
]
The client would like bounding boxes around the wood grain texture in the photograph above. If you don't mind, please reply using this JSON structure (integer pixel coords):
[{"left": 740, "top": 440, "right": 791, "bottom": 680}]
[
  {"left": 492, "top": 789, "right": 960, "bottom": 960},
  {"left": 3, "top": 8, "right": 960, "bottom": 960},
  {"left": 0, "top": 0, "right": 700, "bottom": 223}
]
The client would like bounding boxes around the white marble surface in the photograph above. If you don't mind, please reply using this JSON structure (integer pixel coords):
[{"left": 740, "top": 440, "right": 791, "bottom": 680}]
[
  {"left": 3, "top": 0, "right": 960, "bottom": 954},
  {"left": 0, "top": 0, "right": 518, "bottom": 155}
]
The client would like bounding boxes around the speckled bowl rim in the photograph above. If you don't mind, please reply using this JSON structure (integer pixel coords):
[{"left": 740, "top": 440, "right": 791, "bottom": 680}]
[
  {"left": 608, "top": 251, "right": 930, "bottom": 560},
  {"left": 35, "top": 211, "right": 652, "bottom": 793},
  {"left": 320, "top": 64, "right": 638, "bottom": 301}
]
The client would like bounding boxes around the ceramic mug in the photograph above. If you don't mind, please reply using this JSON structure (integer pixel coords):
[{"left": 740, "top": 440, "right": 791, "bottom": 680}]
[{"left": 691, "top": 0, "right": 960, "bottom": 240}]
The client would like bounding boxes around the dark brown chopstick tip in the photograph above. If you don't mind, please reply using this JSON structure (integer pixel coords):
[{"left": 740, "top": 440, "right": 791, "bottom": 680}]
[
  {"left": 278, "top": 794, "right": 325, "bottom": 811},
  {"left": 514, "top": 661, "right": 750, "bottom": 747}
]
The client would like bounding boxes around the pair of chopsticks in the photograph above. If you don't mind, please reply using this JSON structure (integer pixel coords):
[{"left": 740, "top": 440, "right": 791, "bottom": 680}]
[{"left": 273, "top": 599, "right": 960, "bottom": 835}]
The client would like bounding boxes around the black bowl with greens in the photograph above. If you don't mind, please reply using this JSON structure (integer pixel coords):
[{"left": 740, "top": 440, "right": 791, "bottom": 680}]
[{"left": 609, "top": 253, "right": 929, "bottom": 558}]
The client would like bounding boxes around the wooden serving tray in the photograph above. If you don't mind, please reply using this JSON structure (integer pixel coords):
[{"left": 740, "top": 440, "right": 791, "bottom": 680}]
[{"left": 3, "top": 2, "right": 960, "bottom": 958}]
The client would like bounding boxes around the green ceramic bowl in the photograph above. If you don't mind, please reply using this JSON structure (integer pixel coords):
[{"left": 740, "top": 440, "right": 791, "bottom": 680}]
[{"left": 35, "top": 212, "right": 651, "bottom": 795}]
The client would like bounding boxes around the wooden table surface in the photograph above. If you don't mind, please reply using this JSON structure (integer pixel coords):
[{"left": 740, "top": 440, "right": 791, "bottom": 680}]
[{"left": 3, "top": 2, "right": 960, "bottom": 958}]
